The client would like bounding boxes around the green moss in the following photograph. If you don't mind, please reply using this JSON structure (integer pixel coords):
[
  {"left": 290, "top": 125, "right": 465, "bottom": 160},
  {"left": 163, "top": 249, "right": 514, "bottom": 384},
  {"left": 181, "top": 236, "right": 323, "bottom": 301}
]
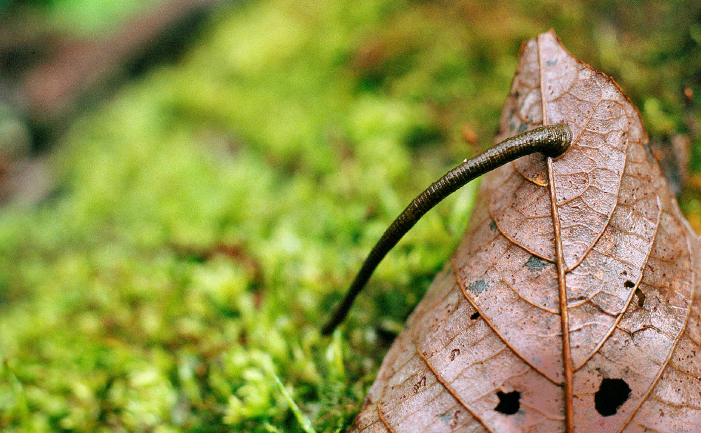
[{"left": 0, "top": 0, "right": 699, "bottom": 431}]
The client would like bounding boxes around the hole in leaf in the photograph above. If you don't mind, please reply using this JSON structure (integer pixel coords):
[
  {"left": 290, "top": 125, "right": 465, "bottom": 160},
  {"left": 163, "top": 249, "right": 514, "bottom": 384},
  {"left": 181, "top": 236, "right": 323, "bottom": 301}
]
[
  {"left": 635, "top": 288, "right": 646, "bottom": 308},
  {"left": 494, "top": 391, "right": 520, "bottom": 415},
  {"left": 624, "top": 280, "right": 635, "bottom": 288},
  {"left": 595, "top": 378, "right": 631, "bottom": 416},
  {"left": 470, "top": 312, "right": 480, "bottom": 320}
]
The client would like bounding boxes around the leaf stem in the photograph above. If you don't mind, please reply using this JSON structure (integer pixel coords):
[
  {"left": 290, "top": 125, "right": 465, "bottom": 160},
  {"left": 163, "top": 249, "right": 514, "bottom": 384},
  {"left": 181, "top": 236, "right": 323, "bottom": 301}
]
[{"left": 548, "top": 156, "right": 575, "bottom": 432}]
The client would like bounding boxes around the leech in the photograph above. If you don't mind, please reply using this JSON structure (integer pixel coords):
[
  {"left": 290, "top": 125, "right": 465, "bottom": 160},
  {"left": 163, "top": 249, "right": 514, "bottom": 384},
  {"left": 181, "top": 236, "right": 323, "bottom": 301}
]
[{"left": 322, "top": 123, "right": 572, "bottom": 335}]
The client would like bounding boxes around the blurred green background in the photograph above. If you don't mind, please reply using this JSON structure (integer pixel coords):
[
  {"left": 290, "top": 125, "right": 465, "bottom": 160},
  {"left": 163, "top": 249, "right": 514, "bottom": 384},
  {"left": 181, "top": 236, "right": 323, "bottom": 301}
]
[{"left": 0, "top": 0, "right": 699, "bottom": 432}]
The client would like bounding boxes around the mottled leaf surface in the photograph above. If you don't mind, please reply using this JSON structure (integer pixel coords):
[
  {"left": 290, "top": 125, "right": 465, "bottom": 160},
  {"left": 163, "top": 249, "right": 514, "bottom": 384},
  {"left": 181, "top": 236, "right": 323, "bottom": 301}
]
[{"left": 350, "top": 31, "right": 700, "bottom": 433}]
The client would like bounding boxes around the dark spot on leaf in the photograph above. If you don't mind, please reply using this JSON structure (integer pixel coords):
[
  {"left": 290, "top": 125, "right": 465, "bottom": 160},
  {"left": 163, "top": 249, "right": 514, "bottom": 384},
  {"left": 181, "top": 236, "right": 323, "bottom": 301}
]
[
  {"left": 470, "top": 312, "right": 480, "bottom": 320},
  {"left": 624, "top": 280, "right": 635, "bottom": 288},
  {"left": 449, "top": 348, "right": 460, "bottom": 361},
  {"left": 546, "top": 58, "right": 557, "bottom": 66},
  {"left": 595, "top": 378, "right": 631, "bottom": 416},
  {"left": 412, "top": 376, "right": 426, "bottom": 393},
  {"left": 494, "top": 391, "right": 520, "bottom": 415},
  {"left": 523, "top": 255, "right": 551, "bottom": 271},
  {"left": 467, "top": 280, "right": 488, "bottom": 296},
  {"left": 440, "top": 410, "right": 461, "bottom": 427},
  {"left": 489, "top": 220, "right": 498, "bottom": 232},
  {"left": 635, "top": 288, "right": 646, "bottom": 308}
]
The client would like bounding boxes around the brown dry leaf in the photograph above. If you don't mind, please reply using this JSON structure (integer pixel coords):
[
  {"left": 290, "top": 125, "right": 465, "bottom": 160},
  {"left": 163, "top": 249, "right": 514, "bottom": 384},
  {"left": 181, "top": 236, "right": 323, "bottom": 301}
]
[{"left": 350, "top": 30, "right": 701, "bottom": 433}]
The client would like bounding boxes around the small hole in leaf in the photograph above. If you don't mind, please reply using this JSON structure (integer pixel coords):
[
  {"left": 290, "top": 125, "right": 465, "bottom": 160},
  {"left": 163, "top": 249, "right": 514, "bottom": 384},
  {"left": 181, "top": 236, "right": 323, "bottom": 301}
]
[
  {"left": 635, "top": 288, "right": 646, "bottom": 308},
  {"left": 624, "top": 280, "right": 635, "bottom": 288},
  {"left": 494, "top": 391, "right": 520, "bottom": 415},
  {"left": 595, "top": 378, "right": 631, "bottom": 416},
  {"left": 470, "top": 312, "right": 480, "bottom": 320}
]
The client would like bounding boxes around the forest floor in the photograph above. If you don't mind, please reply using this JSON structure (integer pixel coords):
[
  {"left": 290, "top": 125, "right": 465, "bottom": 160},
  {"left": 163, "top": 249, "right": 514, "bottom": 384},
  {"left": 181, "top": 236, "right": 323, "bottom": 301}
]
[{"left": 0, "top": 0, "right": 699, "bottom": 432}]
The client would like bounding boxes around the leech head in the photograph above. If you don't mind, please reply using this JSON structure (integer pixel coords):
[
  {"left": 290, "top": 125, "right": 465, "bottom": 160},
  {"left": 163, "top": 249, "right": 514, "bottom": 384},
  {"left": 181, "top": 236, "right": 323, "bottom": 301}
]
[{"left": 538, "top": 123, "right": 572, "bottom": 158}]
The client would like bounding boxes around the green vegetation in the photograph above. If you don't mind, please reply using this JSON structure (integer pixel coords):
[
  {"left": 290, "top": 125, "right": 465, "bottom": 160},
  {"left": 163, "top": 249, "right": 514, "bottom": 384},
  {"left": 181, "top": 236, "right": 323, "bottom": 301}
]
[{"left": 1, "top": 0, "right": 699, "bottom": 431}]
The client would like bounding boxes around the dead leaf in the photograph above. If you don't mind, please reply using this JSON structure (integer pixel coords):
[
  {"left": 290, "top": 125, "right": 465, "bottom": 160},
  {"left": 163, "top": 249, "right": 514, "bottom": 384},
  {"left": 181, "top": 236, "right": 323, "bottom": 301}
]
[{"left": 350, "top": 30, "right": 701, "bottom": 433}]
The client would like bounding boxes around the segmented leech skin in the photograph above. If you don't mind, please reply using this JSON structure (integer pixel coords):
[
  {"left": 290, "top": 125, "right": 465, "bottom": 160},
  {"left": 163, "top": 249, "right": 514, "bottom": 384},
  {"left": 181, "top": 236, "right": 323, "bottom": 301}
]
[{"left": 322, "top": 123, "right": 572, "bottom": 335}]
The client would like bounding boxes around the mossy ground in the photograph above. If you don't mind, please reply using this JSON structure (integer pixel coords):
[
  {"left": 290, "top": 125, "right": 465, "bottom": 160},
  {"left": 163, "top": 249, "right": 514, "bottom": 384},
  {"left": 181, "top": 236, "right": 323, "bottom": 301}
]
[{"left": 1, "top": 1, "right": 700, "bottom": 432}]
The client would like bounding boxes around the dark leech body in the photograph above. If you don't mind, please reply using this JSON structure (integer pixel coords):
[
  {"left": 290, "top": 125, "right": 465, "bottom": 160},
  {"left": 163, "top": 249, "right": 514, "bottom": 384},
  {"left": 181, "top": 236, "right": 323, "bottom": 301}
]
[{"left": 322, "top": 123, "right": 572, "bottom": 335}]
